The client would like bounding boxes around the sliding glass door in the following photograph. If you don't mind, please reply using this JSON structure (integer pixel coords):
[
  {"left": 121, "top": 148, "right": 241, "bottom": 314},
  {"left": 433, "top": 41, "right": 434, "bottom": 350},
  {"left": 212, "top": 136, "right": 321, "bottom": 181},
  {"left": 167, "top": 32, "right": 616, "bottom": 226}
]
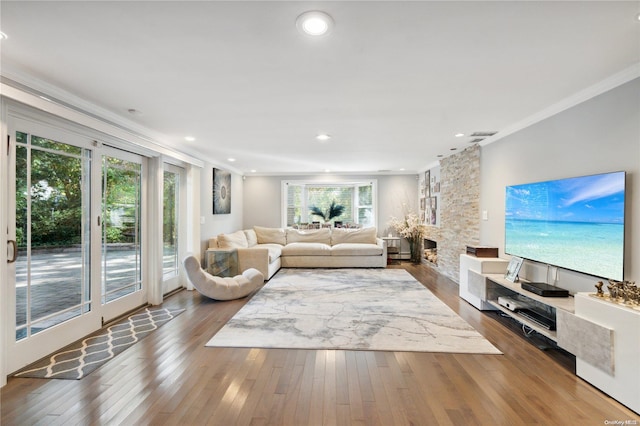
[
  {"left": 6, "top": 121, "right": 101, "bottom": 373},
  {"left": 99, "top": 149, "right": 146, "bottom": 322},
  {"left": 5, "top": 113, "right": 147, "bottom": 372},
  {"left": 14, "top": 131, "right": 92, "bottom": 341}
]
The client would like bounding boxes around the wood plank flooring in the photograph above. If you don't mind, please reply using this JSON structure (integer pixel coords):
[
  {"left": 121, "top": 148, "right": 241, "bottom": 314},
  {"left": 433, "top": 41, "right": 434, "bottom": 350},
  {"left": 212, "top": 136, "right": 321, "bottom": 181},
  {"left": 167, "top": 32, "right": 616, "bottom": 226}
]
[{"left": 2, "top": 263, "right": 638, "bottom": 425}]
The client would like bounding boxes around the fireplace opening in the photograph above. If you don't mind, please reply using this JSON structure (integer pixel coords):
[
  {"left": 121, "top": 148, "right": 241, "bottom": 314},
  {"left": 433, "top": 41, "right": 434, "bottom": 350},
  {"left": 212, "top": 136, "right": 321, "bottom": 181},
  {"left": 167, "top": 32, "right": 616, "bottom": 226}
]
[{"left": 424, "top": 238, "right": 437, "bottom": 265}]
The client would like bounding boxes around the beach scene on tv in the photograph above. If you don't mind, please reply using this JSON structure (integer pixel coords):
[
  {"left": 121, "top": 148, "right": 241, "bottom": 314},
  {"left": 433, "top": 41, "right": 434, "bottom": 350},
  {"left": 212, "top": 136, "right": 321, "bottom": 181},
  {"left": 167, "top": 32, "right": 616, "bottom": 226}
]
[{"left": 505, "top": 172, "right": 625, "bottom": 281}]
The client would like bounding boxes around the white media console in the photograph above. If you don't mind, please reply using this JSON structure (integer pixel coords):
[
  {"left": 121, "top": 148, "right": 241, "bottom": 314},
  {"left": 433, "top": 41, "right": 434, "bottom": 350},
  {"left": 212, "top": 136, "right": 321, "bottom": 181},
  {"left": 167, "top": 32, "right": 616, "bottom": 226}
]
[{"left": 459, "top": 254, "right": 639, "bottom": 414}]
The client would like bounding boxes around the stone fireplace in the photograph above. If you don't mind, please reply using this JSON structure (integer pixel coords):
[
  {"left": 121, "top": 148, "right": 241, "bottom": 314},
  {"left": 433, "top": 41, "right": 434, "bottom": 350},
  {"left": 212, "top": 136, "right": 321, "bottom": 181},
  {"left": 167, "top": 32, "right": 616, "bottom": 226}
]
[{"left": 423, "top": 238, "right": 437, "bottom": 265}]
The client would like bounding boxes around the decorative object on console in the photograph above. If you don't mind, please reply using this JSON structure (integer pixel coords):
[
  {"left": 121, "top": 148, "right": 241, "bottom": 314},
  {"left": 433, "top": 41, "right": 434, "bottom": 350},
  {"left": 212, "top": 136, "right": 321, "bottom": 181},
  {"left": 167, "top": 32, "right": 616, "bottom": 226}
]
[
  {"left": 389, "top": 211, "right": 427, "bottom": 264},
  {"left": 504, "top": 256, "right": 523, "bottom": 282},
  {"left": 466, "top": 245, "right": 498, "bottom": 258},
  {"left": 595, "top": 281, "right": 605, "bottom": 297},
  {"left": 213, "top": 168, "right": 231, "bottom": 214},
  {"left": 592, "top": 280, "right": 640, "bottom": 310}
]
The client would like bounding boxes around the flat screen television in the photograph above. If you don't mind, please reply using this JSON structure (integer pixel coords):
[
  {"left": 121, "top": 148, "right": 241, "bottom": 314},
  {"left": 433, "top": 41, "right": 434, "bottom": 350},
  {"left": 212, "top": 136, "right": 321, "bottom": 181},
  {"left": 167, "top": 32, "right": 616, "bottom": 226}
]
[{"left": 505, "top": 171, "right": 625, "bottom": 281}]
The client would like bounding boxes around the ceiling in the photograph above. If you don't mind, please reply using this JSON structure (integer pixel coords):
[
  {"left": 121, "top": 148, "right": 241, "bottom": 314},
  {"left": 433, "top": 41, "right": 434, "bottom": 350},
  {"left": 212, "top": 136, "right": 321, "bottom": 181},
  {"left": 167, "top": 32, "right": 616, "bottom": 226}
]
[{"left": 1, "top": 1, "right": 639, "bottom": 175}]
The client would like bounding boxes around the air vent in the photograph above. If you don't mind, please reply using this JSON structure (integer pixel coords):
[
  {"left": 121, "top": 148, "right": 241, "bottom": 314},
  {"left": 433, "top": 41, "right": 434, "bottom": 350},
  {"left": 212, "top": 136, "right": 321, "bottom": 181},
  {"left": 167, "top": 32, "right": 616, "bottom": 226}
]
[
  {"left": 469, "top": 138, "right": 485, "bottom": 144},
  {"left": 377, "top": 169, "right": 392, "bottom": 173},
  {"left": 470, "top": 131, "right": 497, "bottom": 137}
]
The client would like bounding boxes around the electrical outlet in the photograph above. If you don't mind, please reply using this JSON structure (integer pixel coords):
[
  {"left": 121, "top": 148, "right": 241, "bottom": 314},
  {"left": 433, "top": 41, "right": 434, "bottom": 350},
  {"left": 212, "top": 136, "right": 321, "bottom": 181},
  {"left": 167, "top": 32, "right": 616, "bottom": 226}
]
[{"left": 482, "top": 210, "right": 488, "bottom": 220}]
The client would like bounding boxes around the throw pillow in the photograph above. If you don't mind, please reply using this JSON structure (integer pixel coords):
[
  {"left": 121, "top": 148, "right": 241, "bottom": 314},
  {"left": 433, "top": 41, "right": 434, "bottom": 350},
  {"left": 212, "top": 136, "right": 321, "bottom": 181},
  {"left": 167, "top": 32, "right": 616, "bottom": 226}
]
[
  {"left": 254, "top": 226, "right": 287, "bottom": 245},
  {"left": 243, "top": 229, "right": 258, "bottom": 247},
  {"left": 286, "top": 228, "right": 331, "bottom": 244},
  {"left": 217, "top": 230, "right": 249, "bottom": 249},
  {"left": 331, "top": 227, "right": 377, "bottom": 245}
]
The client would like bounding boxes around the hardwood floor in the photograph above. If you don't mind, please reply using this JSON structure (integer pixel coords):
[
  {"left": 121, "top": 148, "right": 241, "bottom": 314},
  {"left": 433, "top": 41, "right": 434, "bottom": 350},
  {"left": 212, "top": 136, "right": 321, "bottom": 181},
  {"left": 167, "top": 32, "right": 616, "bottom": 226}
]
[{"left": 2, "top": 263, "right": 638, "bottom": 425}]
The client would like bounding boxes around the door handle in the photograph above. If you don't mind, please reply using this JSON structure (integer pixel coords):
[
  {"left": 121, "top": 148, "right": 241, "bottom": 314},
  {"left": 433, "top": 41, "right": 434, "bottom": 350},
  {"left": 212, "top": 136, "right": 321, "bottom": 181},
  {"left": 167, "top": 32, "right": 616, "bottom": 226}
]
[{"left": 7, "top": 240, "right": 17, "bottom": 263}]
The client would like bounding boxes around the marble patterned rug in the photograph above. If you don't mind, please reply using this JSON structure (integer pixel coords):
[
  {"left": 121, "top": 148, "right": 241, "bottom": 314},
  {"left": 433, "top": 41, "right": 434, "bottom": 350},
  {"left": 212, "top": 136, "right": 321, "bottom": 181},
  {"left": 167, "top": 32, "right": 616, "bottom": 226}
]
[{"left": 206, "top": 268, "right": 502, "bottom": 354}]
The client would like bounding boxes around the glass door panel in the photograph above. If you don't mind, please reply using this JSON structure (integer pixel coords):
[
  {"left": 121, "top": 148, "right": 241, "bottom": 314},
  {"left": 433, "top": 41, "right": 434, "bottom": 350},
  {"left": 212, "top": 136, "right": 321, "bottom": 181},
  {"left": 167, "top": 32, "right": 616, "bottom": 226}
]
[
  {"left": 14, "top": 131, "right": 91, "bottom": 340},
  {"left": 163, "top": 170, "right": 179, "bottom": 278},
  {"left": 102, "top": 156, "right": 142, "bottom": 304},
  {"left": 162, "top": 165, "right": 184, "bottom": 294}
]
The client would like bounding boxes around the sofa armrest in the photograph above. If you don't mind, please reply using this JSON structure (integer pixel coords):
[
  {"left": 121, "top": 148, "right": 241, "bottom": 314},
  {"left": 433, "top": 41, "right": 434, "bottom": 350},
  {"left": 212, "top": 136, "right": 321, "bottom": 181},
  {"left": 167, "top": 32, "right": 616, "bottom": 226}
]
[
  {"left": 237, "top": 247, "right": 270, "bottom": 279},
  {"left": 377, "top": 238, "right": 388, "bottom": 259}
]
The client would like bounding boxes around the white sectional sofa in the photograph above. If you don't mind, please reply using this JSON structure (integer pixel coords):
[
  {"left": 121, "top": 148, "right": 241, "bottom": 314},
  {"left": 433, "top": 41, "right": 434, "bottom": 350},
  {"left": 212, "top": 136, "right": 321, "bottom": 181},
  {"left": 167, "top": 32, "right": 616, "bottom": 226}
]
[{"left": 208, "top": 226, "right": 387, "bottom": 280}]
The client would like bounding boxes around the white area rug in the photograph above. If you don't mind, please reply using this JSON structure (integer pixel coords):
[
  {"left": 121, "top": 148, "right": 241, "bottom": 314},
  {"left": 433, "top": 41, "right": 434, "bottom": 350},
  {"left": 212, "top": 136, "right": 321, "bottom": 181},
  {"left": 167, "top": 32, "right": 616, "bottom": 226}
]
[{"left": 206, "top": 268, "right": 501, "bottom": 354}]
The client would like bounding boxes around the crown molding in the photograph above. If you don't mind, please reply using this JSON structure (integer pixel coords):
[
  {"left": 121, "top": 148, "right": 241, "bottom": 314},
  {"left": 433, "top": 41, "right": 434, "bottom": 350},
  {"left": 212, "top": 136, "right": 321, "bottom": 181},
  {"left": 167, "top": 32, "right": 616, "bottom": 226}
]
[
  {"left": 479, "top": 63, "right": 640, "bottom": 148},
  {"left": 0, "top": 66, "right": 247, "bottom": 171}
]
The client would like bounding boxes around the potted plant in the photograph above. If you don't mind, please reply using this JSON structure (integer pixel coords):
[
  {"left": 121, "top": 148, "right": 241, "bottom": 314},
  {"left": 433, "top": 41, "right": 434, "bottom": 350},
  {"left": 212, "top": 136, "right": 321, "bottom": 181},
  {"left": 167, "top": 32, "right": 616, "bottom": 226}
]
[{"left": 309, "top": 200, "right": 345, "bottom": 224}]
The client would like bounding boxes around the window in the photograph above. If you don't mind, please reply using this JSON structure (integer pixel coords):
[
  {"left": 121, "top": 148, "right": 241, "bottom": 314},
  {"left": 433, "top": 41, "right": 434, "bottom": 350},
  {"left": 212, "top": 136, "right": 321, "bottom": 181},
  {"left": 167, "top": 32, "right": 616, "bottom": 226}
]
[{"left": 282, "top": 180, "right": 377, "bottom": 228}]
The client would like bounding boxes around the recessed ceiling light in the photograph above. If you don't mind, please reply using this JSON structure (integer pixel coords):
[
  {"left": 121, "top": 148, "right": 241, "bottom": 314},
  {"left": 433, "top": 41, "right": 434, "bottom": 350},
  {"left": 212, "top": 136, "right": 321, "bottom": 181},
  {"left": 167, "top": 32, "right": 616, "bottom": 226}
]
[
  {"left": 228, "top": 158, "right": 236, "bottom": 162},
  {"left": 450, "top": 148, "right": 457, "bottom": 151},
  {"left": 296, "top": 11, "right": 334, "bottom": 37},
  {"left": 250, "top": 169, "right": 257, "bottom": 173},
  {"left": 399, "top": 168, "right": 406, "bottom": 171},
  {"left": 184, "top": 136, "right": 195, "bottom": 142},
  {"left": 0, "top": 32, "right": 7, "bottom": 40},
  {"left": 455, "top": 133, "right": 465, "bottom": 138},
  {"left": 316, "top": 133, "right": 332, "bottom": 141},
  {"left": 324, "top": 169, "right": 331, "bottom": 173}
]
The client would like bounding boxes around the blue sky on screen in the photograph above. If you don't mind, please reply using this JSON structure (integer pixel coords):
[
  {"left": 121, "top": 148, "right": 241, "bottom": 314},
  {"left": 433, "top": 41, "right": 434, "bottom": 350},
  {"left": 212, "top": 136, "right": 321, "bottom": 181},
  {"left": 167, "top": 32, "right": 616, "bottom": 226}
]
[{"left": 506, "top": 172, "right": 625, "bottom": 223}]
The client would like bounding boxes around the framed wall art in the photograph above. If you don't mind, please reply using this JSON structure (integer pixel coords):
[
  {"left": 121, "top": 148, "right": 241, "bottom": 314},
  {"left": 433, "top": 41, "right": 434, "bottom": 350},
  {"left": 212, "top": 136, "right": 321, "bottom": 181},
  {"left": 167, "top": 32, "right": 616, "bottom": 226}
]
[
  {"left": 424, "top": 170, "right": 430, "bottom": 197},
  {"left": 213, "top": 168, "right": 231, "bottom": 214}
]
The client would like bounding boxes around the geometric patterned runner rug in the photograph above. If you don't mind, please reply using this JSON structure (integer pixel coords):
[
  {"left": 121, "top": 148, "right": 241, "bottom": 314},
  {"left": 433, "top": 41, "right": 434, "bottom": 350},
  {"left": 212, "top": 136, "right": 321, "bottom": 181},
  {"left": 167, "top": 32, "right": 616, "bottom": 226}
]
[
  {"left": 207, "top": 268, "right": 502, "bottom": 355},
  {"left": 13, "top": 307, "right": 184, "bottom": 380}
]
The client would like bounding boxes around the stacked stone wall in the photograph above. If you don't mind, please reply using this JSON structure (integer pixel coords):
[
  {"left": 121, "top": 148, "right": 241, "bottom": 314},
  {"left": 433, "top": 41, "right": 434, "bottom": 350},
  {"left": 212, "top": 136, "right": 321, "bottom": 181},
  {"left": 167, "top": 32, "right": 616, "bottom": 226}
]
[{"left": 424, "top": 144, "right": 481, "bottom": 282}]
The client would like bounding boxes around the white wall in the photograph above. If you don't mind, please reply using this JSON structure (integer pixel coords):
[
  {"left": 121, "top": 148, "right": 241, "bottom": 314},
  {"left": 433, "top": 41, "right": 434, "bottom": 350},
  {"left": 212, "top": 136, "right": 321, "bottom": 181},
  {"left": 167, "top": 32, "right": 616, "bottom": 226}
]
[
  {"left": 480, "top": 78, "right": 640, "bottom": 293},
  {"left": 243, "top": 174, "right": 419, "bottom": 238},
  {"left": 199, "top": 164, "right": 244, "bottom": 257}
]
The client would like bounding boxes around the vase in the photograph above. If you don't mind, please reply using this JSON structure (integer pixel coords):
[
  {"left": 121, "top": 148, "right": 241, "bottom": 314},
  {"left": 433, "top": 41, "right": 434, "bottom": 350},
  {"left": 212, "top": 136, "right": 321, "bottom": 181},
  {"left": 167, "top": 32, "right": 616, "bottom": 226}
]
[{"left": 409, "top": 238, "right": 422, "bottom": 264}]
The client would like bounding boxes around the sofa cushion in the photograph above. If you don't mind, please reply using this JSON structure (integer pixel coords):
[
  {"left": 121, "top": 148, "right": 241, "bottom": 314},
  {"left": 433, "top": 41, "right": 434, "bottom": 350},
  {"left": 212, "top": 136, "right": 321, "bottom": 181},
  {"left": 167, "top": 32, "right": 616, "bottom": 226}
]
[
  {"left": 331, "top": 227, "right": 377, "bottom": 245},
  {"left": 282, "top": 242, "right": 331, "bottom": 256},
  {"left": 255, "top": 243, "right": 283, "bottom": 263},
  {"left": 286, "top": 228, "right": 331, "bottom": 244},
  {"left": 331, "top": 243, "right": 383, "bottom": 256},
  {"left": 244, "top": 229, "right": 258, "bottom": 247},
  {"left": 254, "top": 226, "right": 287, "bottom": 245},
  {"left": 217, "top": 230, "right": 248, "bottom": 249}
]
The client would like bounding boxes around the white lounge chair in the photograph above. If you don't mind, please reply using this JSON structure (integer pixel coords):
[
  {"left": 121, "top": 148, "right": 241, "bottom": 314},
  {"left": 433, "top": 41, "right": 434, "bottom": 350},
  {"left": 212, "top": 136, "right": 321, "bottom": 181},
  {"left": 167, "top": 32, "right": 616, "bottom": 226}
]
[{"left": 183, "top": 256, "right": 263, "bottom": 300}]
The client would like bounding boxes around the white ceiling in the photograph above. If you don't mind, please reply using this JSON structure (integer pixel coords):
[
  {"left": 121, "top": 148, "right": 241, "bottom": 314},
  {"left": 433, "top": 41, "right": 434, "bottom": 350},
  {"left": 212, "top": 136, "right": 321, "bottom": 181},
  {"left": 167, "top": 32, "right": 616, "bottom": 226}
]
[{"left": 1, "top": 1, "right": 639, "bottom": 175}]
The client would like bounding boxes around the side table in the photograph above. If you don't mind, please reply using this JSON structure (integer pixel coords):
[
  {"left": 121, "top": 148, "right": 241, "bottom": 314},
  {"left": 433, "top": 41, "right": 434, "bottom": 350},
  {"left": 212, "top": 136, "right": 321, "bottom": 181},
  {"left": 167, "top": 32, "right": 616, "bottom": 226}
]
[
  {"left": 382, "top": 237, "right": 401, "bottom": 264},
  {"left": 206, "top": 249, "right": 238, "bottom": 277}
]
